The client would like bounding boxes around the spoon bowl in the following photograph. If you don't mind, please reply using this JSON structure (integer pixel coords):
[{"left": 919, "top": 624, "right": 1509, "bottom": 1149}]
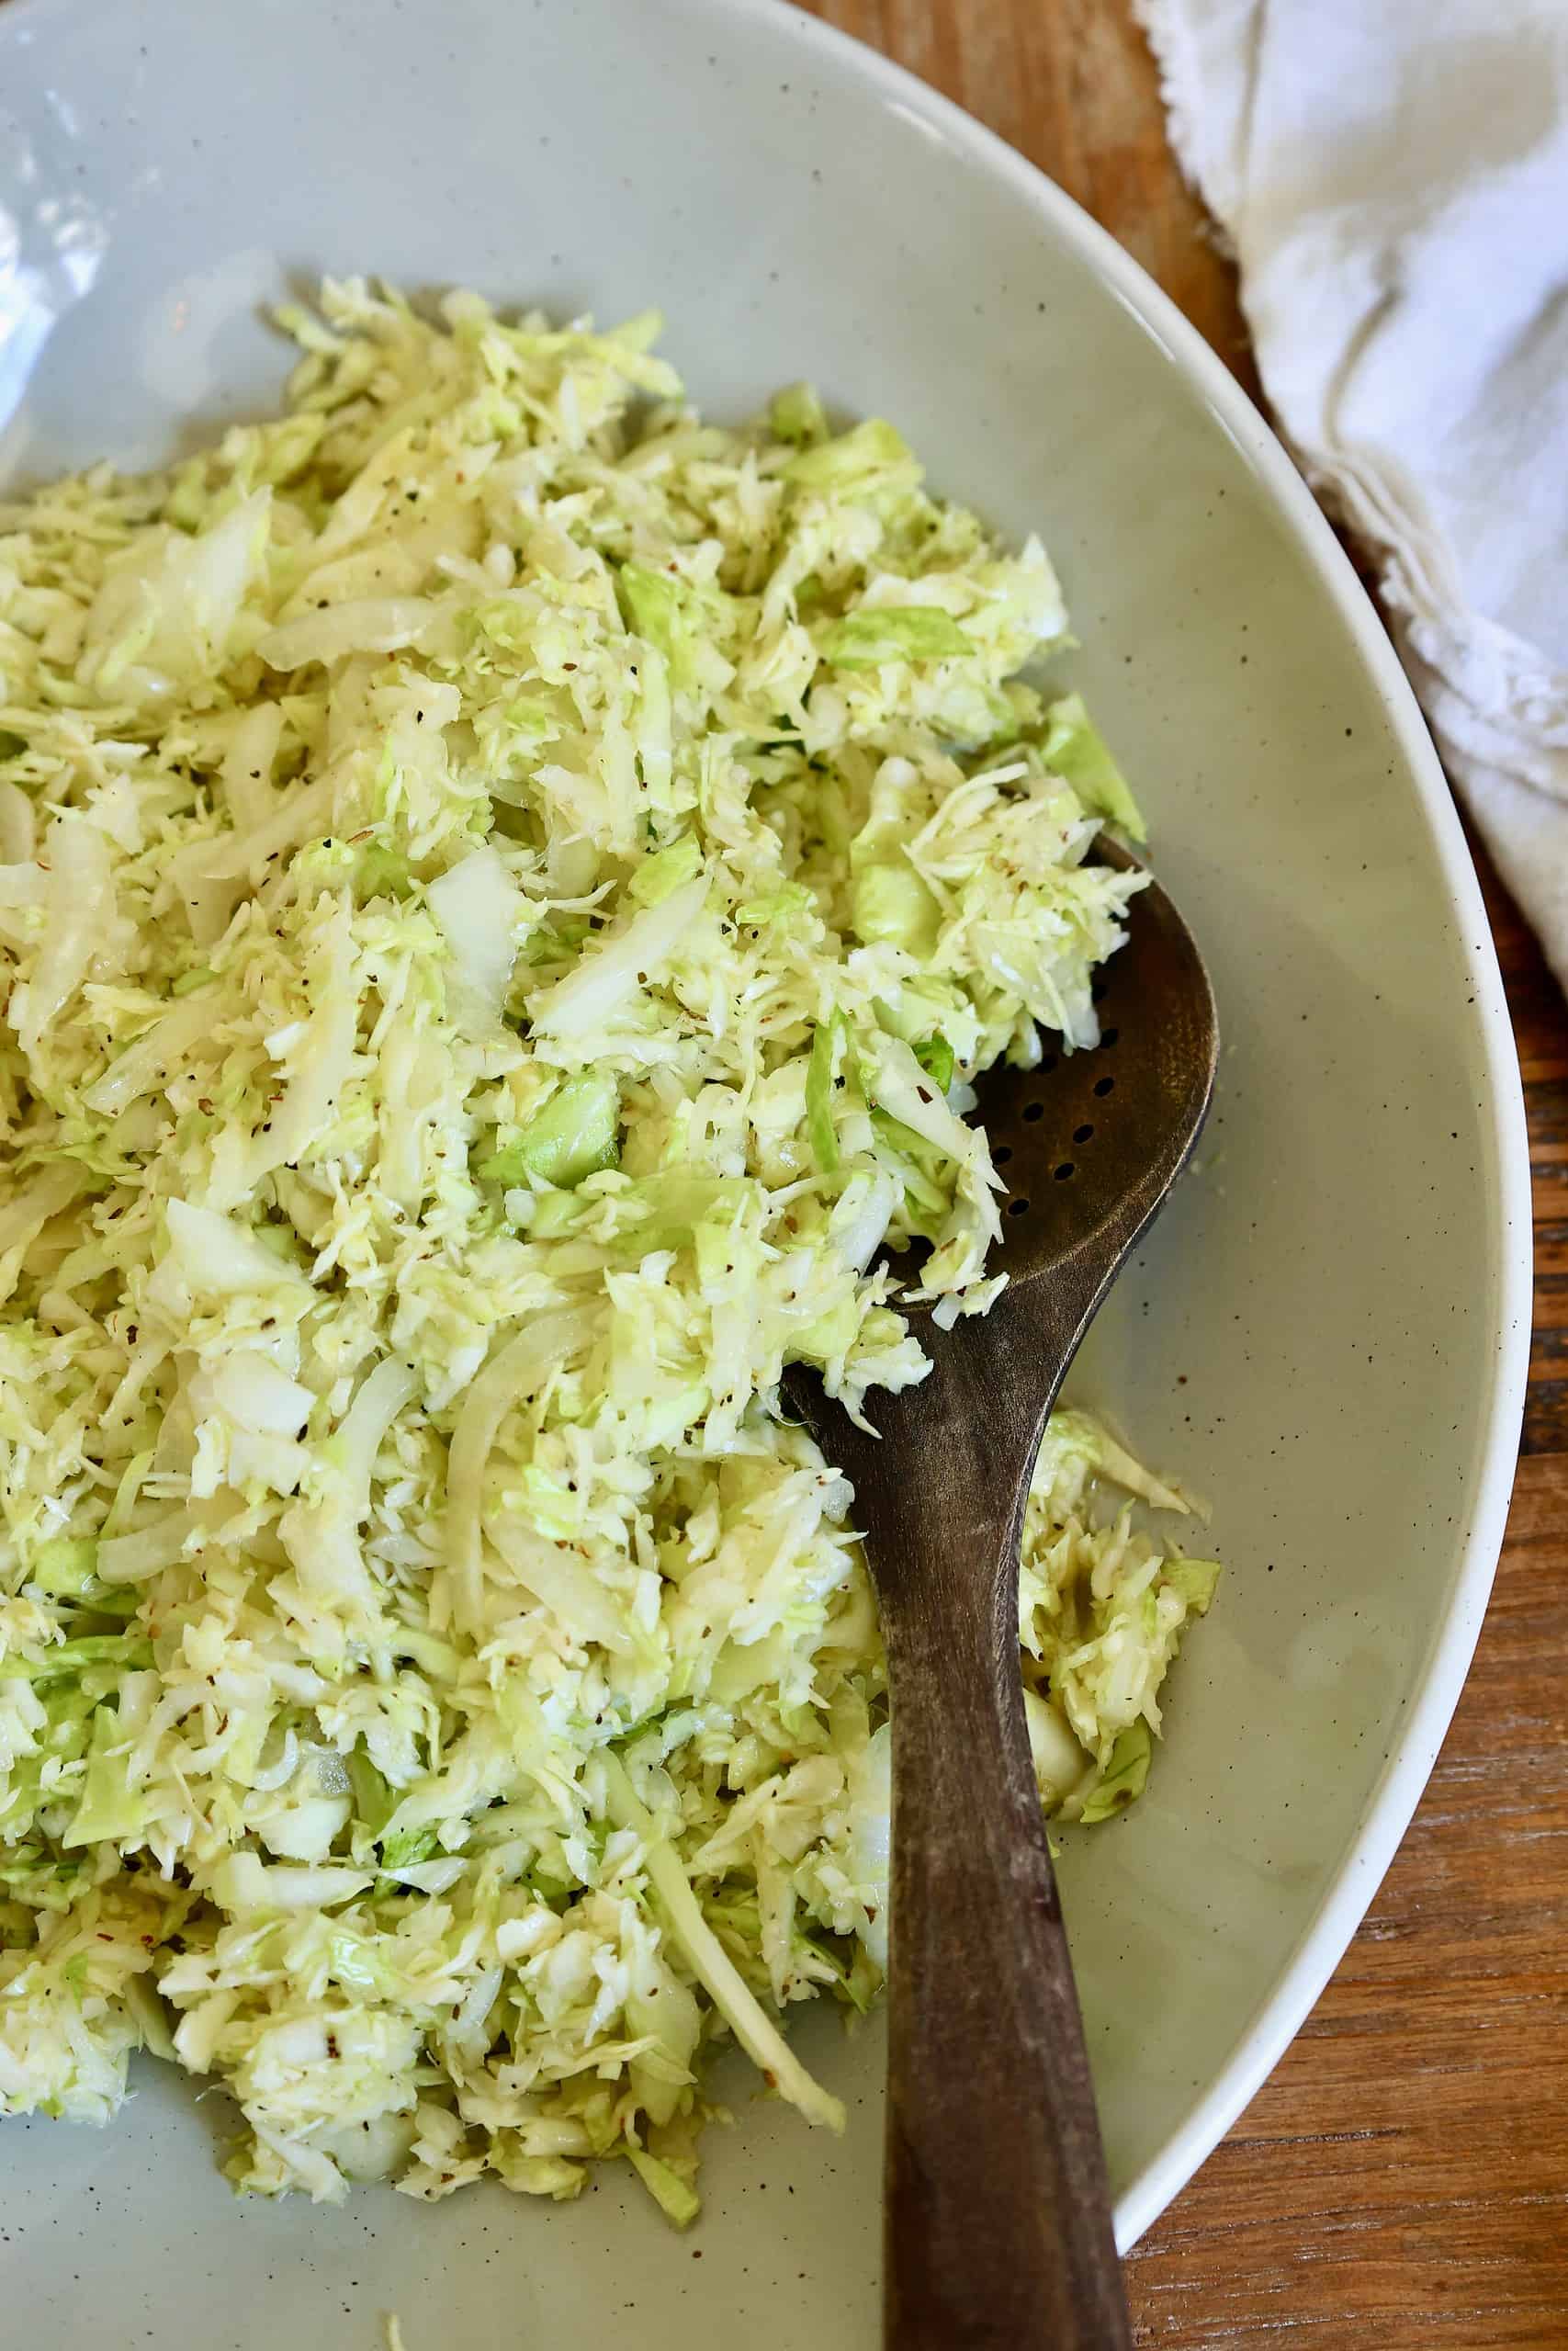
[
  {"left": 976, "top": 837, "right": 1220, "bottom": 1289},
  {"left": 788, "top": 842, "right": 1217, "bottom": 2348}
]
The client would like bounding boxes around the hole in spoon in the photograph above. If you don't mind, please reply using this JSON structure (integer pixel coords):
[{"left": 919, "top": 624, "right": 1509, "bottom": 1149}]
[
  {"left": 1100, "top": 1026, "right": 1119, "bottom": 1049},
  {"left": 1094, "top": 1075, "right": 1115, "bottom": 1097},
  {"left": 1007, "top": 1197, "right": 1030, "bottom": 1217},
  {"left": 1022, "top": 1102, "right": 1044, "bottom": 1124},
  {"left": 1073, "top": 1124, "right": 1093, "bottom": 1144},
  {"left": 1054, "top": 1163, "right": 1074, "bottom": 1181},
  {"left": 993, "top": 1145, "right": 1013, "bottom": 1166}
]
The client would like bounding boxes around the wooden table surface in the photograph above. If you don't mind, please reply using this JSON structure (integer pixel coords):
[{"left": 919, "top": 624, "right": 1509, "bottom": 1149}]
[{"left": 796, "top": 4, "right": 1568, "bottom": 2343}]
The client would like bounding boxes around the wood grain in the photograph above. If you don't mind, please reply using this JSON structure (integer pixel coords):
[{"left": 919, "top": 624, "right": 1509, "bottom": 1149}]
[{"left": 794, "top": 4, "right": 1568, "bottom": 2343}]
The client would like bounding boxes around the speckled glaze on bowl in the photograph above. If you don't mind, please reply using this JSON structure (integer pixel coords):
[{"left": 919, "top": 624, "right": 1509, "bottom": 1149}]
[{"left": 0, "top": 0, "right": 1530, "bottom": 2342}]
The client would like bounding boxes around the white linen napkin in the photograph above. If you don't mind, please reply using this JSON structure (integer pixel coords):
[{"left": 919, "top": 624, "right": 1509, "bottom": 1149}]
[{"left": 1136, "top": 0, "right": 1568, "bottom": 987}]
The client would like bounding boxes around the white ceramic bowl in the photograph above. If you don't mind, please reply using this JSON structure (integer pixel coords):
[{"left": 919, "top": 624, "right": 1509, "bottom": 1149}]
[{"left": 0, "top": 0, "right": 1531, "bottom": 2341}]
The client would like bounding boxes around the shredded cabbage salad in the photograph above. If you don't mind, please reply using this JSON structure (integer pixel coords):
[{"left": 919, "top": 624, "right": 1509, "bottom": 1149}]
[{"left": 0, "top": 282, "right": 1216, "bottom": 2221}]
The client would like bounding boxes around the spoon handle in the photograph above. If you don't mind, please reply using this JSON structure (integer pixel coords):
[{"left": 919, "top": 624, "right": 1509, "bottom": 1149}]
[
  {"left": 803, "top": 1288, "right": 1133, "bottom": 2349},
  {"left": 882, "top": 1532, "right": 1133, "bottom": 2348}
]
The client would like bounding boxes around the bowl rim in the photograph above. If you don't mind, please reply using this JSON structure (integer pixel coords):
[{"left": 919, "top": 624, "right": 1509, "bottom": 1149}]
[
  {"left": 724, "top": 0, "right": 1533, "bottom": 2252},
  {"left": 0, "top": 0, "right": 1535, "bottom": 2263}
]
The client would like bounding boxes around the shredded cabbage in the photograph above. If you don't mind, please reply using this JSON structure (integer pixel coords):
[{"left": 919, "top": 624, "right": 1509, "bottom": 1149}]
[{"left": 0, "top": 280, "right": 1214, "bottom": 2219}]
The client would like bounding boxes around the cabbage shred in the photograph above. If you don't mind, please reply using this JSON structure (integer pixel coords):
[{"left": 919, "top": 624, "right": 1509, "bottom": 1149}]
[{"left": 0, "top": 283, "right": 1214, "bottom": 2213}]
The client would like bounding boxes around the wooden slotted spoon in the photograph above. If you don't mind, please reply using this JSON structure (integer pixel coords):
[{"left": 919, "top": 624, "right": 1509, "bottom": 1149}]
[{"left": 787, "top": 842, "right": 1217, "bottom": 2348}]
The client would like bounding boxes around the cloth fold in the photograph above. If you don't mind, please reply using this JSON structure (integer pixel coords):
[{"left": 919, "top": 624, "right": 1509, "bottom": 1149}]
[{"left": 1136, "top": 0, "right": 1568, "bottom": 987}]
